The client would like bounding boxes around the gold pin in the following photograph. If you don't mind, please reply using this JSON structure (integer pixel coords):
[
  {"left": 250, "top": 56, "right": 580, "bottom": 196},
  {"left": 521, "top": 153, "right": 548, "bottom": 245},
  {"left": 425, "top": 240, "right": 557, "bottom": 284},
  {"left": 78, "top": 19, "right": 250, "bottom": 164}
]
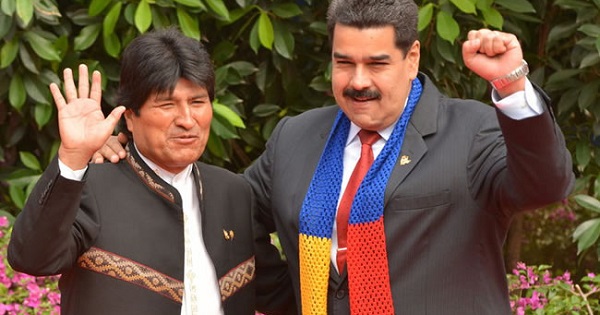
[
  {"left": 223, "top": 229, "right": 234, "bottom": 240},
  {"left": 400, "top": 155, "right": 411, "bottom": 166}
]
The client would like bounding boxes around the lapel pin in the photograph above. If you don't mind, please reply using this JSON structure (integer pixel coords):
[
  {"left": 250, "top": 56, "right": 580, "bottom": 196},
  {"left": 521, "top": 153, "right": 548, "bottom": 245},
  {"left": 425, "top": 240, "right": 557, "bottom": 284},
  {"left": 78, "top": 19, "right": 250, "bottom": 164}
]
[
  {"left": 223, "top": 229, "right": 234, "bottom": 240},
  {"left": 400, "top": 155, "right": 411, "bottom": 166}
]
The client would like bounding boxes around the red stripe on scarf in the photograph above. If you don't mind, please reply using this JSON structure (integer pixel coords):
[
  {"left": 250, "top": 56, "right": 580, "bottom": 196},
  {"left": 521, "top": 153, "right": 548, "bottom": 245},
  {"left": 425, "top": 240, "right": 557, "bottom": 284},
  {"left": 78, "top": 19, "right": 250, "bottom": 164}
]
[{"left": 347, "top": 217, "right": 394, "bottom": 314}]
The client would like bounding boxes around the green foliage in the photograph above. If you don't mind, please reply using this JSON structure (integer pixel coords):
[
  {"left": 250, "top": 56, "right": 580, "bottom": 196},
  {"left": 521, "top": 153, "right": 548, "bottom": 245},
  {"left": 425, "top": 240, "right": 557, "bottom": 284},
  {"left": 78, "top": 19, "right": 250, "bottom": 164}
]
[{"left": 0, "top": 0, "right": 598, "bottom": 280}]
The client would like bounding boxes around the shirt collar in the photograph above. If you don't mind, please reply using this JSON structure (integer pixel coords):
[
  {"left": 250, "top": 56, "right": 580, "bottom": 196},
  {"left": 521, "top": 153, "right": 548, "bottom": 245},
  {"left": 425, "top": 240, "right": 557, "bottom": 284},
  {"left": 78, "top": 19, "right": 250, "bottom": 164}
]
[{"left": 133, "top": 143, "right": 193, "bottom": 185}]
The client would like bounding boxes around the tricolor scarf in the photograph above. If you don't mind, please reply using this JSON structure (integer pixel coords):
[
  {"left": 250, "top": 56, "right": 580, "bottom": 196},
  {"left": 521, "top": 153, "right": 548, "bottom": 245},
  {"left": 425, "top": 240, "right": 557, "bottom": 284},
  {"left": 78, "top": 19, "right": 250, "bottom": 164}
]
[{"left": 298, "top": 78, "right": 423, "bottom": 314}]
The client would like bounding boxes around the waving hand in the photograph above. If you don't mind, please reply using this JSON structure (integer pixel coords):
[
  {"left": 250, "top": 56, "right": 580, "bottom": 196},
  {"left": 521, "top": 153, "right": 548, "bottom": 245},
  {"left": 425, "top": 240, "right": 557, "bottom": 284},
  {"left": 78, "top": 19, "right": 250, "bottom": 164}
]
[{"left": 50, "top": 64, "right": 125, "bottom": 170}]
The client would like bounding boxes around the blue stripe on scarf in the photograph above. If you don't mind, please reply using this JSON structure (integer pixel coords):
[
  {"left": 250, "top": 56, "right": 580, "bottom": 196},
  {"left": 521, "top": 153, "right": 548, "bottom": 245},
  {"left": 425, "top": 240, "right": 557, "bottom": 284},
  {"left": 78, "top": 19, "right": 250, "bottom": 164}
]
[{"left": 299, "top": 78, "right": 423, "bottom": 235}]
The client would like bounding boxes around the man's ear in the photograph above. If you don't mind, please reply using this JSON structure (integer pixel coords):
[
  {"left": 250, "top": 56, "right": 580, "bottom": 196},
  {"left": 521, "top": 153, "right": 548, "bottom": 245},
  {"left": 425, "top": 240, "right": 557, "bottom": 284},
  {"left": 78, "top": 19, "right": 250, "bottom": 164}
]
[
  {"left": 124, "top": 109, "right": 134, "bottom": 133},
  {"left": 407, "top": 40, "right": 421, "bottom": 80}
]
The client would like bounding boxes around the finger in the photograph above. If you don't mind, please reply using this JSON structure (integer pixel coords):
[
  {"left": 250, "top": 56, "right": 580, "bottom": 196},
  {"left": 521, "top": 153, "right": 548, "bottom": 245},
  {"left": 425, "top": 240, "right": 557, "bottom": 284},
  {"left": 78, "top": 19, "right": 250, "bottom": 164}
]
[
  {"left": 90, "top": 70, "right": 102, "bottom": 104},
  {"left": 95, "top": 134, "right": 125, "bottom": 163},
  {"left": 63, "top": 68, "right": 77, "bottom": 103},
  {"left": 49, "top": 83, "right": 67, "bottom": 111},
  {"left": 116, "top": 132, "right": 129, "bottom": 158},
  {"left": 91, "top": 152, "right": 106, "bottom": 164},
  {"left": 78, "top": 64, "right": 90, "bottom": 99},
  {"left": 462, "top": 37, "right": 481, "bottom": 60}
]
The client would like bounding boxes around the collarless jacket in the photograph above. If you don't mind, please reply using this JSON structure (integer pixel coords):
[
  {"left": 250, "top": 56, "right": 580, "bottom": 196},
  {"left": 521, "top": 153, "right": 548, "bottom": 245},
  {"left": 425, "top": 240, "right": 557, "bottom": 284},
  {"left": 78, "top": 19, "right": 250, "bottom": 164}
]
[
  {"left": 8, "top": 142, "right": 279, "bottom": 315},
  {"left": 244, "top": 73, "right": 574, "bottom": 315}
]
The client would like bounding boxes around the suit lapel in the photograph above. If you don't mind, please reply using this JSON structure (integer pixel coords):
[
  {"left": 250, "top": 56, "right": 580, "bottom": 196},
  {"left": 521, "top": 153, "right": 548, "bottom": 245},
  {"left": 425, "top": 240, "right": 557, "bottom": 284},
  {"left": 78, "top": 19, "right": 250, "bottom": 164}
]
[{"left": 384, "top": 74, "right": 441, "bottom": 205}]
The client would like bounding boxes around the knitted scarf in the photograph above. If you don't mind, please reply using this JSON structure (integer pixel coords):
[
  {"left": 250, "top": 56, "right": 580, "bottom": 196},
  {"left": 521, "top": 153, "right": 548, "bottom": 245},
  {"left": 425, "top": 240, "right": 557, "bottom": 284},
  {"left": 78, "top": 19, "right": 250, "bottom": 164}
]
[{"left": 298, "top": 79, "right": 422, "bottom": 314}]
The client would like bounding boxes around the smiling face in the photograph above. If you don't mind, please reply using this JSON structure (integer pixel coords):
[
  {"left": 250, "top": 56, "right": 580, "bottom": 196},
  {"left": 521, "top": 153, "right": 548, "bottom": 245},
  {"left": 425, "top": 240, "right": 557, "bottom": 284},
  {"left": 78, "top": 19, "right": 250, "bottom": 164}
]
[
  {"left": 125, "top": 78, "right": 212, "bottom": 174},
  {"left": 331, "top": 24, "right": 420, "bottom": 131}
]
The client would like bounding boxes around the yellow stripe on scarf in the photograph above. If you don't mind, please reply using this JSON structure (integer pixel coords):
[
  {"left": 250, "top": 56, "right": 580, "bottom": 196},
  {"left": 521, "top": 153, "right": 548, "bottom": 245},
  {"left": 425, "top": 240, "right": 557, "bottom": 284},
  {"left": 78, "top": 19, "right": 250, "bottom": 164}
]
[{"left": 299, "top": 234, "right": 331, "bottom": 315}]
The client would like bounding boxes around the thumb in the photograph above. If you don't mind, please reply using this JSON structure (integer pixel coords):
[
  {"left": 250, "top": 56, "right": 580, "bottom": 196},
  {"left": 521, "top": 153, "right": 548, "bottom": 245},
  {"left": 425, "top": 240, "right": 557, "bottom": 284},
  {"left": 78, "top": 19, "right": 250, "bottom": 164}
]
[{"left": 105, "top": 106, "right": 126, "bottom": 131}]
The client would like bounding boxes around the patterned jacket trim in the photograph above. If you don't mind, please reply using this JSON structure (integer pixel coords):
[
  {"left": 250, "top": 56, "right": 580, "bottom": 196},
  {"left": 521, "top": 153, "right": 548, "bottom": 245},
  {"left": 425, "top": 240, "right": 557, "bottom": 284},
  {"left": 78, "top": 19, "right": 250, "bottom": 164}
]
[
  {"left": 219, "top": 256, "right": 256, "bottom": 301},
  {"left": 77, "top": 246, "right": 184, "bottom": 304},
  {"left": 124, "top": 144, "right": 176, "bottom": 203}
]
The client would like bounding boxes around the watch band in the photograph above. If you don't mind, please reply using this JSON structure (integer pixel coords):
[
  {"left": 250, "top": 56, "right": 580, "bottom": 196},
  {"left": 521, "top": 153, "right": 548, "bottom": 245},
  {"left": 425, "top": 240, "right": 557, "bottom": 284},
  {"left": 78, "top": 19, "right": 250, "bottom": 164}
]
[{"left": 489, "top": 59, "right": 529, "bottom": 90}]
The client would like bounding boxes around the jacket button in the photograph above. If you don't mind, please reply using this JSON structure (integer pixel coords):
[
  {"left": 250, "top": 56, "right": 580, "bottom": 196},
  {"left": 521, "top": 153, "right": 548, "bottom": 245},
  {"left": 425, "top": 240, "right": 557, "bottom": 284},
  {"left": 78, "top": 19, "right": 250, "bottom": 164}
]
[{"left": 335, "top": 289, "right": 346, "bottom": 299}]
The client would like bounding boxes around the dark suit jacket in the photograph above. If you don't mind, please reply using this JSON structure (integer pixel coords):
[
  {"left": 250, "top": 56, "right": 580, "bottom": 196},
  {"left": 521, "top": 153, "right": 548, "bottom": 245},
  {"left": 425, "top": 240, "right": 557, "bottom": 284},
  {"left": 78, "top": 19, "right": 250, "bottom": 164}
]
[
  {"left": 244, "top": 73, "right": 574, "bottom": 314},
  {"left": 8, "top": 142, "right": 294, "bottom": 315}
]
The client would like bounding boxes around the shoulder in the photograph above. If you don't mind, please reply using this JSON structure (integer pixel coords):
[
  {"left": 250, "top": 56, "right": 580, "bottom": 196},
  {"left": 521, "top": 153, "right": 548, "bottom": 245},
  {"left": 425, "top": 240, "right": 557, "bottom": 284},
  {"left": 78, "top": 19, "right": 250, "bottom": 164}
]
[{"left": 196, "top": 162, "right": 247, "bottom": 186}]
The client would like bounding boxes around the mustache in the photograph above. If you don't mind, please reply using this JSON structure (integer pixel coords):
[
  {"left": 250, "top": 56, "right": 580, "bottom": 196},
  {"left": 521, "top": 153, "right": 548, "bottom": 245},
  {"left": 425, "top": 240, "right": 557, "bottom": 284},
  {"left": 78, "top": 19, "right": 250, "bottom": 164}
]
[{"left": 343, "top": 88, "right": 381, "bottom": 99}]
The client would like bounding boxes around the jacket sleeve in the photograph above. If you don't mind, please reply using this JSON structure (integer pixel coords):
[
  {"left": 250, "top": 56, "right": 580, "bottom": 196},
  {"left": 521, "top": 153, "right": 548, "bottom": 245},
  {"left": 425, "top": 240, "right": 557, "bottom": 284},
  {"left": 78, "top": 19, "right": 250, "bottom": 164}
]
[
  {"left": 252, "top": 191, "right": 298, "bottom": 315},
  {"left": 7, "top": 156, "right": 100, "bottom": 276},
  {"left": 468, "top": 86, "right": 575, "bottom": 217}
]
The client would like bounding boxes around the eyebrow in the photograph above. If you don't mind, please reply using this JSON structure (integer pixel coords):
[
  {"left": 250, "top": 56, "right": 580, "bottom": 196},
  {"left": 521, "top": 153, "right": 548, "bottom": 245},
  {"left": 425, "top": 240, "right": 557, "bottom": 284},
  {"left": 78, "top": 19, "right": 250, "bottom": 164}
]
[
  {"left": 333, "top": 52, "right": 391, "bottom": 61},
  {"left": 154, "top": 93, "right": 209, "bottom": 102}
]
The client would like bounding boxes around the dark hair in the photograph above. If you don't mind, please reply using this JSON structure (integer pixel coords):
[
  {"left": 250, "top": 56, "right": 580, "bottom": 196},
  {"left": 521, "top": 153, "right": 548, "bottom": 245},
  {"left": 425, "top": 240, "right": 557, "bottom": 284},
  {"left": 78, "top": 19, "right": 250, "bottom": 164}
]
[
  {"left": 117, "top": 27, "right": 215, "bottom": 135},
  {"left": 326, "top": 0, "right": 419, "bottom": 56}
]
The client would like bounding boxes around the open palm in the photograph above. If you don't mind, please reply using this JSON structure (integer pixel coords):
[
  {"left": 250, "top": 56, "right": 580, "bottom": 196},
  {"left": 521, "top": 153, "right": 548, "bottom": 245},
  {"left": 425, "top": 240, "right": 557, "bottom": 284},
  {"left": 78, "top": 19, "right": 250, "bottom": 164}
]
[{"left": 50, "top": 64, "right": 125, "bottom": 170}]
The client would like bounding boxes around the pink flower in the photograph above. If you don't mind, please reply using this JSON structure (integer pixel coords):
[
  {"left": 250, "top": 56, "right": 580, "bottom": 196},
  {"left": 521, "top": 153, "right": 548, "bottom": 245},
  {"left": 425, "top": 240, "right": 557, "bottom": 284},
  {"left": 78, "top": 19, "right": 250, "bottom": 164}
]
[{"left": 0, "top": 216, "right": 8, "bottom": 228}]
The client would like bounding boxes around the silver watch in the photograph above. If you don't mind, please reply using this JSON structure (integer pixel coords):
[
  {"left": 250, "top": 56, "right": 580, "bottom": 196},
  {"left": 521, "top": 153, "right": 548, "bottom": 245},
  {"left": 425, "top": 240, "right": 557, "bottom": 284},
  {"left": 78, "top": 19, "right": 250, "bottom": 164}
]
[{"left": 489, "top": 60, "right": 529, "bottom": 90}]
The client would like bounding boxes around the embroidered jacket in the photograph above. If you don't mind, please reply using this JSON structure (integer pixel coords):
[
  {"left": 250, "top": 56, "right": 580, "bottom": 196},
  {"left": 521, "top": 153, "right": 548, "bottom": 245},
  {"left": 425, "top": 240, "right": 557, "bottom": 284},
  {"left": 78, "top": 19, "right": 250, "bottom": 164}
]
[{"left": 8, "top": 142, "right": 291, "bottom": 314}]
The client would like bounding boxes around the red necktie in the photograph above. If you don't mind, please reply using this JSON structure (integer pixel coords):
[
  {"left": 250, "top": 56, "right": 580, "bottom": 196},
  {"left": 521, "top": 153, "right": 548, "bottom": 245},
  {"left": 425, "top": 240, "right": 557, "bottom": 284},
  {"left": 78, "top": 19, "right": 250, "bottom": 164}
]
[{"left": 336, "top": 129, "right": 380, "bottom": 274}]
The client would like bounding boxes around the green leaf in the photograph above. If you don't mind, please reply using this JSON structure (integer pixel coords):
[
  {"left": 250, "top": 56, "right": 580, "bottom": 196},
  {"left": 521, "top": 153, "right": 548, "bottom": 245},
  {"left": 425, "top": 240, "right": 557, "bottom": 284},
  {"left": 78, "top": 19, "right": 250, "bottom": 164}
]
[
  {"left": 9, "top": 73, "right": 26, "bottom": 110},
  {"left": 74, "top": 24, "right": 102, "bottom": 51},
  {"left": 257, "top": 12, "right": 274, "bottom": 50},
  {"left": 249, "top": 21, "right": 260, "bottom": 54},
  {"left": 0, "top": 38, "right": 19, "bottom": 69},
  {"left": 546, "top": 69, "right": 581, "bottom": 86},
  {"left": 252, "top": 104, "right": 281, "bottom": 117},
  {"left": 176, "top": 7, "right": 200, "bottom": 40},
  {"left": 206, "top": 0, "right": 230, "bottom": 21},
  {"left": 0, "top": 12, "right": 13, "bottom": 39},
  {"left": 309, "top": 21, "right": 327, "bottom": 36},
  {"left": 450, "top": 0, "right": 476, "bottom": 14},
  {"left": 481, "top": 7, "right": 503, "bottom": 29},
  {"left": 271, "top": 3, "right": 303, "bottom": 18},
  {"left": 206, "top": 130, "right": 227, "bottom": 159},
  {"left": 228, "top": 61, "right": 258, "bottom": 76},
  {"left": 1, "top": 0, "right": 15, "bottom": 15},
  {"left": 103, "top": 33, "right": 122, "bottom": 58},
  {"left": 547, "top": 23, "right": 578, "bottom": 49},
  {"left": 495, "top": 0, "right": 536, "bottom": 13},
  {"left": 273, "top": 21, "right": 294, "bottom": 59},
  {"left": 89, "top": 0, "right": 111, "bottom": 16},
  {"left": 103, "top": 2, "right": 122, "bottom": 36},
  {"left": 573, "top": 218, "right": 600, "bottom": 254},
  {"left": 211, "top": 114, "right": 239, "bottom": 139},
  {"left": 34, "top": 103, "right": 53, "bottom": 129},
  {"left": 578, "top": 81, "right": 600, "bottom": 110},
  {"left": 578, "top": 23, "right": 600, "bottom": 37},
  {"left": 9, "top": 185, "right": 25, "bottom": 209},
  {"left": 16, "top": 0, "right": 34, "bottom": 25},
  {"left": 23, "top": 75, "right": 49, "bottom": 104},
  {"left": 19, "top": 44, "right": 38, "bottom": 74},
  {"left": 23, "top": 31, "right": 61, "bottom": 61},
  {"left": 435, "top": 37, "right": 456, "bottom": 63},
  {"left": 574, "top": 194, "right": 600, "bottom": 213},
  {"left": 19, "top": 151, "right": 41, "bottom": 171},
  {"left": 418, "top": 3, "right": 434, "bottom": 32},
  {"left": 135, "top": 0, "right": 152, "bottom": 33},
  {"left": 174, "top": 0, "right": 203, "bottom": 8},
  {"left": 213, "top": 102, "right": 245, "bottom": 128},
  {"left": 436, "top": 11, "right": 460, "bottom": 43},
  {"left": 576, "top": 141, "right": 591, "bottom": 170}
]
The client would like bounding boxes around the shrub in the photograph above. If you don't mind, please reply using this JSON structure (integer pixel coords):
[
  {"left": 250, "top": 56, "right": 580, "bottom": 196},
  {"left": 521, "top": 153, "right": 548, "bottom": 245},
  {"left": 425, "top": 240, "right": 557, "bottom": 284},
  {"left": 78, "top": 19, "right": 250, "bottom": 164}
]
[
  {"left": 508, "top": 262, "right": 600, "bottom": 314},
  {"left": 0, "top": 216, "right": 60, "bottom": 315}
]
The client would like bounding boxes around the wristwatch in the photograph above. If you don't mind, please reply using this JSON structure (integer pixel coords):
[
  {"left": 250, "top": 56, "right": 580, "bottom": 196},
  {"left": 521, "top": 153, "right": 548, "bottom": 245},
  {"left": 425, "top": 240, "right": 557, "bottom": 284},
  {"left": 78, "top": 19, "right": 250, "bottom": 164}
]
[{"left": 489, "top": 60, "right": 529, "bottom": 90}]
